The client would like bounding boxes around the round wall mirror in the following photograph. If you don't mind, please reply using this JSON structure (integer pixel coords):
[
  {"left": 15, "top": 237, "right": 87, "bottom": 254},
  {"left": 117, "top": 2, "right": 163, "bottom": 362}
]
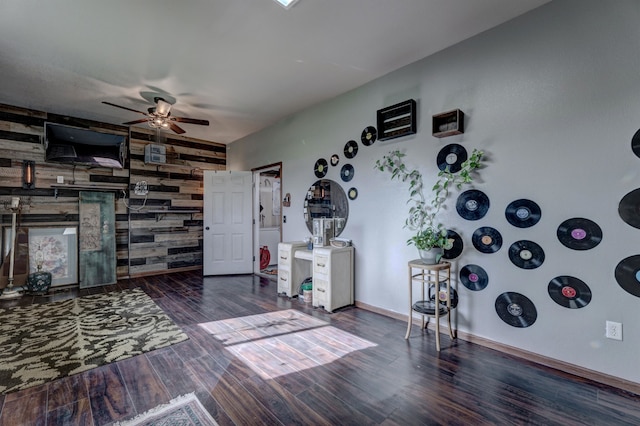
[{"left": 304, "top": 179, "right": 349, "bottom": 236}]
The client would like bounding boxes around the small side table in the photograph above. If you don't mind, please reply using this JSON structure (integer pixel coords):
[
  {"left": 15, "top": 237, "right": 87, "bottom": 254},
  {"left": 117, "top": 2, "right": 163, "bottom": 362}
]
[{"left": 405, "top": 259, "right": 456, "bottom": 351}]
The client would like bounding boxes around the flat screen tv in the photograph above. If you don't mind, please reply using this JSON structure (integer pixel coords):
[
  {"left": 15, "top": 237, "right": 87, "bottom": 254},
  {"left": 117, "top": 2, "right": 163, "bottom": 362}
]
[{"left": 45, "top": 122, "right": 127, "bottom": 169}]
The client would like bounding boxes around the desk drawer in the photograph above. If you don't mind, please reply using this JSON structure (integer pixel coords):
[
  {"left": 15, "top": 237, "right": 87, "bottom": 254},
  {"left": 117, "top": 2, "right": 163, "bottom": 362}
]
[
  {"left": 279, "top": 249, "right": 292, "bottom": 267},
  {"left": 313, "top": 278, "right": 329, "bottom": 307},
  {"left": 277, "top": 268, "right": 290, "bottom": 294},
  {"left": 313, "top": 254, "right": 330, "bottom": 275}
]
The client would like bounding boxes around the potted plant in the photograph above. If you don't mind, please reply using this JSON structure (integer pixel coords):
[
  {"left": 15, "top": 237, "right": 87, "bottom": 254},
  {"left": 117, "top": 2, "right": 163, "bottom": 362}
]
[{"left": 375, "top": 148, "right": 484, "bottom": 263}]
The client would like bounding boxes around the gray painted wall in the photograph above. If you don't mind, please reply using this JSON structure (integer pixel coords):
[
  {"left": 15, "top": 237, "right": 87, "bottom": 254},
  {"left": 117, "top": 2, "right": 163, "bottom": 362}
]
[{"left": 228, "top": 0, "right": 640, "bottom": 384}]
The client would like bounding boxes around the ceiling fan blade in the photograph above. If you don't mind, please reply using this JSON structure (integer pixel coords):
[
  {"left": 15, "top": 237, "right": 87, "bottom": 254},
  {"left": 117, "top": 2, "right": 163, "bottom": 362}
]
[
  {"left": 169, "top": 122, "right": 186, "bottom": 134},
  {"left": 123, "top": 119, "right": 149, "bottom": 125},
  {"left": 102, "top": 101, "right": 148, "bottom": 115},
  {"left": 172, "top": 116, "right": 210, "bottom": 126}
]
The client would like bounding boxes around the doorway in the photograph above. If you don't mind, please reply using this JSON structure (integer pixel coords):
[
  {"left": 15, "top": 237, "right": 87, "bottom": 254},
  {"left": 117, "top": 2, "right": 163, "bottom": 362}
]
[{"left": 253, "top": 163, "right": 282, "bottom": 277}]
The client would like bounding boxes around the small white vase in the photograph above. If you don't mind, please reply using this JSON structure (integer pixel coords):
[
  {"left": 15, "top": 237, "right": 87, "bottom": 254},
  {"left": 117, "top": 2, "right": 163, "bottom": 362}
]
[{"left": 418, "top": 247, "right": 443, "bottom": 264}]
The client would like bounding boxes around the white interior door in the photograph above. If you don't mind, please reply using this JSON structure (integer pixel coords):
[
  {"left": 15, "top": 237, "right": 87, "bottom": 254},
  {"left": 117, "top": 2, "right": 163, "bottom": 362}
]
[{"left": 203, "top": 171, "right": 253, "bottom": 275}]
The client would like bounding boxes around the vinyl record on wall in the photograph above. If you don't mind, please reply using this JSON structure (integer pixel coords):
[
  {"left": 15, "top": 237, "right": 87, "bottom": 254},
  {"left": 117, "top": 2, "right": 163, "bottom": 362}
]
[
  {"left": 472, "top": 227, "right": 502, "bottom": 253},
  {"left": 460, "top": 264, "right": 489, "bottom": 291},
  {"left": 508, "top": 240, "right": 545, "bottom": 270},
  {"left": 557, "top": 217, "right": 602, "bottom": 250},
  {"left": 437, "top": 144, "right": 468, "bottom": 173},
  {"left": 548, "top": 276, "right": 592, "bottom": 309},
  {"left": 442, "top": 229, "right": 463, "bottom": 260},
  {"left": 495, "top": 292, "right": 537, "bottom": 328},
  {"left": 614, "top": 255, "right": 640, "bottom": 298},
  {"left": 340, "top": 164, "right": 355, "bottom": 182},
  {"left": 361, "top": 126, "right": 377, "bottom": 146},
  {"left": 618, "top": 188, "right": 640, "bottom": 229},
  {"left": 505, "top": 199, "right": 541, "bottom": 228},
  {"left": 456, "top": 190, "right": 490, "bottom": 221},
  {"left": 314, "top": 158, "right": 328, "bottom": 178},
  {"left": 632, "top": 128, "right": 640, "bottom": 159},
  {"left": 348, "top": 187, "right": 358, "bottom": 200},
  {"left": 344, "top": 140, "right": 358, "bottom": 159},
  {"left": 330, "top": 154, "right": 340, "bottom": 167}
]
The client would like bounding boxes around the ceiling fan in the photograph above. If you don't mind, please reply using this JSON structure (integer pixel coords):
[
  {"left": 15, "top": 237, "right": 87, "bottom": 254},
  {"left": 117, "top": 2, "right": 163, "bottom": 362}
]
[{"left": 102, "top": 97, "right": 209, "bottom": 134}]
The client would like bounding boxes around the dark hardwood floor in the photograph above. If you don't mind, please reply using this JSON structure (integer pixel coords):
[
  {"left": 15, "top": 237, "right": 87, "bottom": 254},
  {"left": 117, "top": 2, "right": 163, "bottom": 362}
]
[{"left": 1, "top": 271, "right": 640, "bottom": 425}]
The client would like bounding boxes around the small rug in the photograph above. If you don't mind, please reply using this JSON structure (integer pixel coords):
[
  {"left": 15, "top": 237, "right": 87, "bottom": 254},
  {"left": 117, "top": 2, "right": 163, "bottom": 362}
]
[
  {"left": 0, "top": 288, "right": 189, "bottom": 394},
  {"left": 114, "top": 393, "right": 218, "bottom": 426}
]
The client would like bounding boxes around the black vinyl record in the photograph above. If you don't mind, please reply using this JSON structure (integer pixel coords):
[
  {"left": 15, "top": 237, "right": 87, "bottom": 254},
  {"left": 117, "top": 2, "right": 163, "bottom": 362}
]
[
  {"left": 548, "top": 276, "right": 592, "bottom": 309},
  {"left": 361, "top": 126, "right": 377, "bottom": 146},
  {"left": 344, "top": 140, "right": 358, "bottom": 159},
  {"left": 437, "top": 144, "right": 468, "bottom": 173},
  {"left": 495, "top": 292, "right": 537, "bottom": 328},
  {"left": 460, "top": 264, "right": 488, "bottom": 291},
  {"left": 505, "top": 199, "right": 541, "bottom": 228},
  {"left": 314, "top": 158, "right": 328, "bottom": 178},
  {"left": 632, "top": 128, "right": 640, "bottom": 159},
  {"left": 409, "top": 282, "right": 459, "bottom": 312},
  {"left": 618, "top": 188, "right": 640, "bottom": 229},
  {"left": 472, "top": 227, "right": 502, "bottom": 253},
  {"left": 557, "top": 218, "right": 603, "bottom": 250},
  {"left": 348, "top": 187, "right": 358, "bottom": 200},
  {"left": 330, "top": 154, "right": 340, "bottom": 167},
  {"left": 508, "top": 240, "right": 545, "bottom": 270},
  {"left": 614, "top": 255, "right": 640, "bottom": 298},
  {"left": 442, "top": 229, "right": 463, "bottom": 260},
  {"left": 340, "top": 164, "right": 355, "bottom": 182},
  {"left": 456, "top": 190, "right": 490, "bottom": 221}
]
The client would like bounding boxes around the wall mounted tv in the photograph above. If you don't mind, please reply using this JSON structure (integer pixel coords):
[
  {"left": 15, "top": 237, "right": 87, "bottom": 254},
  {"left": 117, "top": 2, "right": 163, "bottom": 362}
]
[{"left": 45, "top": 122, "right": 127, "bottom": 169}]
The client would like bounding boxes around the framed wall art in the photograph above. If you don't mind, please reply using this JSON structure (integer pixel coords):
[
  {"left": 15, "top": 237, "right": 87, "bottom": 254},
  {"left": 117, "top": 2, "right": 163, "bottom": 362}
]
[{"left": 27, "top": 227, "right": 78, "bottom": 287}]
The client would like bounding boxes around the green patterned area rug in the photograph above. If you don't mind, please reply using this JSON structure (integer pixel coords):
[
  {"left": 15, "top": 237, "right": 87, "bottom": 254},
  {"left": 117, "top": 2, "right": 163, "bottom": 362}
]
[
  {"left": 0, "top": 288, "right": 189, "bottom": 394},
  {"left": 114, "top": 393, "right": 218, "bottom": 426}
]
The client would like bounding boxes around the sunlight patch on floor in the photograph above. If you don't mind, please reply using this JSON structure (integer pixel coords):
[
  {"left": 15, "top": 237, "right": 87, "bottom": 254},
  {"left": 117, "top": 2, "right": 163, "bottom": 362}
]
[{"left": 198, "top": 309, "right": 376, "bottom": 379}]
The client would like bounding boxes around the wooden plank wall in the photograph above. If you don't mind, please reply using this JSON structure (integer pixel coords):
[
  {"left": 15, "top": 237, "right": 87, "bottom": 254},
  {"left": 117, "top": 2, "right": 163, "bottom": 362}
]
[{"left": 0, "top": 103, "right": 226, "bottom": 283}]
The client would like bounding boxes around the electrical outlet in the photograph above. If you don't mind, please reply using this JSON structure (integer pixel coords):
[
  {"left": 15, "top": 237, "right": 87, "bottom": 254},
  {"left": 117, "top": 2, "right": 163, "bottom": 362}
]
[
  {"left": 606, "top": 321, "right": 623, "bottom": 341},
  {"left": 56, "top": 176, "right": 64, "bottom": 184},
  {"left": 134, "top": 181, "right": 149, "bottom": 196}
]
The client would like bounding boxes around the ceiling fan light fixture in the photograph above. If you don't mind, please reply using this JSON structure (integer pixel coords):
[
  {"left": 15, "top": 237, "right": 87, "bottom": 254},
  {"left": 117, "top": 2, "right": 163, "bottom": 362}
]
[
  {"left": 155, "top": 98, "right": 172, "bottom": 116},
  {"left": 274, "top": 0, "right": 299, "bottom": 9}
]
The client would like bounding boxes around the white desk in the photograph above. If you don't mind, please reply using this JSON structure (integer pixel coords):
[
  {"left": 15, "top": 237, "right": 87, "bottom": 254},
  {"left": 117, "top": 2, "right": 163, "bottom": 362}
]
[{"left": 277, "top": 241, "right": 354, "bottom": 312}]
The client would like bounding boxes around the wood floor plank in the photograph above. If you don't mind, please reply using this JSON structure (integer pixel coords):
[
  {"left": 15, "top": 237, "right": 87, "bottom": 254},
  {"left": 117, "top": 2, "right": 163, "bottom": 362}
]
[
  {"left": 116, "top": 354, "right": 171, "bottom": 416},
  {"left": 0, "top": 389, "right": 47, "bottom": 426},
  {"left": 83, "top": 364, "right": 135, "bottom": 426},
  {"left": 46, "top": 398, "right": 94, "bottom": 426}
]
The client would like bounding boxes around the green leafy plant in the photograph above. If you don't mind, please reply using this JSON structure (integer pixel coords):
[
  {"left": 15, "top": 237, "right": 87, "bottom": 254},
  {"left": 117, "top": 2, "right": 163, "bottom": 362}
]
[{"left": 375, "top": 148, "right": 484, "bottom": 250}]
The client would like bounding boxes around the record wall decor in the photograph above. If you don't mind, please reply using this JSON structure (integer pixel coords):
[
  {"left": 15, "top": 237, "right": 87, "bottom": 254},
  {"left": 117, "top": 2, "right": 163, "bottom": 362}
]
[
  {"left": 428, "top": 282, "right": 459, "bottom": 309},
  {"left": 314, "top": 158, "right": 328, "bottom": 178},
  {"left": 472, "top": 227, "right": 502, "bottom": 253},
  {"left": 340, "top": 164, "right": 355, "bottom": 182},
  {"left": 456, "top": 190, "right": 490, "bottom": 221},
  {"left": 348, "top": 187, "right": 358, "bottom": 200},
  {"left": 508, "top": 240, "right": 545, "bottom": 270},
  {"left": 556, "top": 218, "right": 602, "bottom": 250},
  {"left": 361, "top": 126, "right": 377, "bottom": 146},
  {"left": 495, "top": 292, "right": 537, "bottom": 328},
  {"left": 460, "top": 264, "right": 488, "bottom": 291},
  {"left": 548, "top": 276, "right": 592, "bottom": 309},
  {"left": 442, "top": 229, "right": 463, "bottom": 260},
  {"left": 330, "top": 154, "right": 340, "bottom": 167},
  {"left": 614, "top": 255, "right": 640, "bottom": 298},
  {"left": 618, "top": 188, "right": 640, "bottom": 229},
  {"left": 632, "top": 128, "right": 640, "bottom": 159},
  {"left": 437, "top": 144, "right": 468, "bottom": 173},
  {"left": 505, "top": 199, "right": 541, "bottom": 228},
  {"left": 344, "top": 140, "right": 358, "bottom": 159}
]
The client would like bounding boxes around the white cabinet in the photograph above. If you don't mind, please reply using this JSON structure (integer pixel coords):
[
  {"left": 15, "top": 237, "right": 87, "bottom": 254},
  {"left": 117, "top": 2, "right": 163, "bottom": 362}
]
[
  {"left": 312, "top": 246, "right": 354, "bottom": 313},
  {"left": 277, "top": 241, "right": 310, "bottom": 297},
  {"left": 277, "top": 242, "right": 354, "bottom": 313}
]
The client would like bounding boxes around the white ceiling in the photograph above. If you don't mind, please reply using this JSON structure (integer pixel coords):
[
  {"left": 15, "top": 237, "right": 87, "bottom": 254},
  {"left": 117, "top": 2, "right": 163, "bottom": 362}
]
[{"left": 0, "top": 0, "right": 550, "bottom": 144}]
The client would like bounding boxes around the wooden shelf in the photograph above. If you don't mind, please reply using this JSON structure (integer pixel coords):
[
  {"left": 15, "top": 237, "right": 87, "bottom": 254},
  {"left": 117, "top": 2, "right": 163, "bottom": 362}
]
[{"left": 432, "top": 109, "right": 464, "bottom": 138}]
